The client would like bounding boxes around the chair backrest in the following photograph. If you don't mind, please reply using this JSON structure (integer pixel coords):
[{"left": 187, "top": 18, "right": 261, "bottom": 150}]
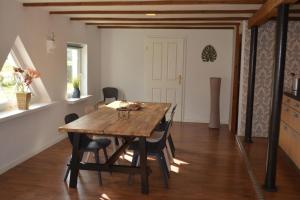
[
  {"left": 171, "top": 104, "right": 177, "bottom": 115},
  {"left": 64, "top": 113, "right": 91, "bottom": 148},
  {"left": 169, "top": 104, "right": 177, "bottom": 127},
  {"left": 103, "top": 87, "right": 118, "bottom": 102},
  {"left": 157, "top": 120, "right": 172, "bottom": 151}
]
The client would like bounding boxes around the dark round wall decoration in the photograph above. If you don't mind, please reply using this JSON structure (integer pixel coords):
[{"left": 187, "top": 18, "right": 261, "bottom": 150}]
[{"left": 202, "top": 45, "right": 217, "bottom": 62}]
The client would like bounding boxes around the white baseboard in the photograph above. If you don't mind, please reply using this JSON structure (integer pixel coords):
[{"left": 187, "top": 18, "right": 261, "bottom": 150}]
[{"left": 0, "top": 135, "right": 67, "bottom": 175}]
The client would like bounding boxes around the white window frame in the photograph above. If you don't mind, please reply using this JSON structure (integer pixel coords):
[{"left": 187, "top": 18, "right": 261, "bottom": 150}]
[{"left": 66, "top": 43, "right": 88, "bottom": 98}]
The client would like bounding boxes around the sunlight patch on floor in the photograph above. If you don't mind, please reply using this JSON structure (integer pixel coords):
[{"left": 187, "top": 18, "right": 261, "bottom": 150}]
[
  {"left": 99, "top": 193, "right": 111, "bottom": 200},
  {"left": 173, "top": 158, "right": 189, "bottom": 165},
  {"left": 119, "top": 154, "right": 133, "bottom": 162},
  {"left": 170, "top": 165, "right": 180, "bottom": 173}
]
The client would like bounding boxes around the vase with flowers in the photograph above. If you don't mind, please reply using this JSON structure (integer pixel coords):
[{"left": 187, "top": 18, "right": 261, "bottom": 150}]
[{"left": 13, "top": 67, "right": 40, "bottom": 110}]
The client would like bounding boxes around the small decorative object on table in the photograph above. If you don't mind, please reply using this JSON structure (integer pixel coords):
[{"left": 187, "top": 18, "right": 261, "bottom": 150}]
[
  {"left": 14, "top": 67, "right": 40, "bottom": 110},
  {"left": 128, "top": 102, "right": 142, "bottom": 111},
  {"left": 117, "top": 101, "right": 142, "bottom": 120},
  {"left": 72, "top": 78, "right": 81, "bottom": 98},
  {"left": 117, "top": 107, "right": 130, "bottom": 119}
]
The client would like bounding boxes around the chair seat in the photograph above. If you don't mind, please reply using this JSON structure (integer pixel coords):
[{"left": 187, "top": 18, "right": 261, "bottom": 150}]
[
  {"left": 83, "top": 138, "right": 111, "bottom": 151},
  {"left": 128, "top": 140, "right": 160, "bottom": 154},
  {"left": 130, "top": 130, "right": 163, "bottom": 148},
  {"left": 94, "top": 138, "right": 111, "bottom": 147},
  {"left": 147, "top": 131, "right": 164, "bottom": 142}
]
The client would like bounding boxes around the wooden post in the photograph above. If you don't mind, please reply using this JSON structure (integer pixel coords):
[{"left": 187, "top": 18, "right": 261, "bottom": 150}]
[
  {"left": 244, "top": 26, "right": 258, "bottom": 143},
  {"left": 264, "top": 4, "right": 289, "bottom": 192}
]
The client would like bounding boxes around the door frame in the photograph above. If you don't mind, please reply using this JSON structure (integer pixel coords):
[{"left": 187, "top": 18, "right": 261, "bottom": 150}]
[
  {"left": 229, "top": 25, "right": 242, "bottom": 134},
  {"left": 145, "top": 36, "right": 187, "bottom": 122}
]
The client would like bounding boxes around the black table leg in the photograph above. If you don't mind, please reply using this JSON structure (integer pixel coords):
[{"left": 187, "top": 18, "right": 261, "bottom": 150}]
[
  {"left": 69, "top": 134, "right": 80, "bottom": 188},
  {"left": 139, "top": 137, "right": 149, "bottom": 194}
]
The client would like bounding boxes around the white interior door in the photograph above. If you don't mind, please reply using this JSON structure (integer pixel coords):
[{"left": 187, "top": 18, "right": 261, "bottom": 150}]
[{"left": 144, "top": 37, "right": 185, "bottom": 121}]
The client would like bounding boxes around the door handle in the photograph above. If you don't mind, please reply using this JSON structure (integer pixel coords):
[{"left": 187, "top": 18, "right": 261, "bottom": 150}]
[{"left": 177, "top": 74, "right": 182, "bottom": 85}]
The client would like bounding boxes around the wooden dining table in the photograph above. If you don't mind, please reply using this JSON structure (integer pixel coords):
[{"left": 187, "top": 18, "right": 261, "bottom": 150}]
[{"left": 58, "top": 101, "right": 171, "bottom": 194}]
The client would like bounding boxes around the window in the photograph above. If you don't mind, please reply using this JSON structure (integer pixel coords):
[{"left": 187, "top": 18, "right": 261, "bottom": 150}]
[
  {"left": 66, "top": 43, "right": 87, "bottom": 98},
  {"left": 0, "top": 52, "right": 19, "bottom": 104},
  {"left": 67, "top": 45, "right": 82, "bottom": 97},
  {"left": 0, "top": 36, "right": 51, "bottom": 112}
]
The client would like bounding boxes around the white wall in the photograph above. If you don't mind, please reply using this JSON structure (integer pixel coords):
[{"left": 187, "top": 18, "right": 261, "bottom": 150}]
[
  {"left": 99, "top": 29, "right": 234, "bottom": 124},
  {"left": 0, "top": 0, "right": 101, "bottom": 173}
]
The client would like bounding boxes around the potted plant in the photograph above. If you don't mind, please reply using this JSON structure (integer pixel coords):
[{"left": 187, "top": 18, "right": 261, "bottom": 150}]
[
  {"left": 13, "top": 67, "right": 40, "bottom": 110},
  {"left": 72, "top": 78, "right": 81, "bottom": 98}
]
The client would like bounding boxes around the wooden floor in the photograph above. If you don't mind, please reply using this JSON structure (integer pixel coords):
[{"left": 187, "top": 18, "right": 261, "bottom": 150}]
[
  {"left": 0, "top": 123, "right": 257, "bottom": 200},
  {"left": 239, "top": 137, "right": 300, "bottom": 200}
]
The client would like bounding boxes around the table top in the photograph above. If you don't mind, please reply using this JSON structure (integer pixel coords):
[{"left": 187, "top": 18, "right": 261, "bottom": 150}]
[{"left": 58, "top": 101, "right": 171, "bottom": 137}]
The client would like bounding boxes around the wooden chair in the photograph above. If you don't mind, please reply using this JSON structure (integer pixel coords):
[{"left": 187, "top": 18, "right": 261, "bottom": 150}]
[{"left": 64, "top": 113, "right": 111, "bottom": 185}]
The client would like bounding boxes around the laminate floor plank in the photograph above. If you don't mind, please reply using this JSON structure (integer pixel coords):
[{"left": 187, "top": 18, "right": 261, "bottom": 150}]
[{"left": 239, "top": 136, "right": 300, "bottom": 200}]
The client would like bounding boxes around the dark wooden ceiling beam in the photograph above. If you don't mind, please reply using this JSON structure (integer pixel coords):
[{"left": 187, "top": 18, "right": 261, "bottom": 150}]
[
  {"left": 23, "top": 0, "right": 265, "bottom": 7},
  {"left": 248, "top": 0, "right": 298, "bottom": 27},
  {"left": 97, "top": 26, "right": 236, "bottom": 29},
  {"left": 70, "top": 15, "right": 300, "bottom": 22},
  {"left": 87, "top": 22, "right": 240, "bottom": 25},
  {"left": 50, "top": 10, "right": 257, "bottom": 14},
  {"left": 290, "top": 9, "right": 300, "bottom": 13},
  {"left": 289, "top": 17, "right": 300, "bottom": 20},
  {"left": 71, "top": 17, "right": 248, "bottom": 21}
]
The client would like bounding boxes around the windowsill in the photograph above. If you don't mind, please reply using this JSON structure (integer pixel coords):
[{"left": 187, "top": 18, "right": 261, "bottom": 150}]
[
  {"left": 0, "top": 102, "right": 56, "bottom": 123},
  {"left": 66, "top": 95, "right": 93, "bottom": 104}
]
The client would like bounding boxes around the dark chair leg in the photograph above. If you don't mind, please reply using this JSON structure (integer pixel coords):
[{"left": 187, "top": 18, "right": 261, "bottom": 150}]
[
  {"left": 160, "top": 151, "right": 170, "bottom": 178},
  {"left": 94, "top": 151, "right": 103, "bottom": 186},
  {"left": 64, "top": 165, "right": 71, "bottom": 182},
  {"left": 128, "top": 151, "right": 139, "bottom": 185},
  {"left": 103, "top": 148, "right": 112, "bottom": 175},
  {"left": 103, "top": 148, "right": 109, "bottom": 162},
  {"left": 156, "top": 153, "right": 169, "bottom": 188},
  {"left": 168, "top": 135, "right": 176, "bottom": 157},
  {"left": 79, "top": 151, "right": 85, "bottom": 162},
  {"left": 115, "top": 137, "right": 119, "bottom": 146}
]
